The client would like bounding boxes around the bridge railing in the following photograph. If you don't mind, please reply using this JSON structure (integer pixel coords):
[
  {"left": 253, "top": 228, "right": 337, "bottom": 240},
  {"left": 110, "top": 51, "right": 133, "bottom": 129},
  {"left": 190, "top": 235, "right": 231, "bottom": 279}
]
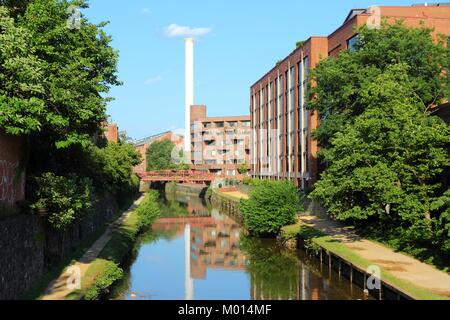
[
  {"left": 138, "top": 170, "right": 217, "bottom": 180},
  {"left": 137, "top": 170, "right": 247, "bottom": 181}
]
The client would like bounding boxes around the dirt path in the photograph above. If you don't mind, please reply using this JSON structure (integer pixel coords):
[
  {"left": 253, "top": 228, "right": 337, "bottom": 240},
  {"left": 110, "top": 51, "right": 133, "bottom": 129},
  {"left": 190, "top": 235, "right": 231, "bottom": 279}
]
[
  {"left": 40, "top": 195, "right": 146, "bottom": 300},
  {"left": 299, "top": 212, "right": 450, "bottom": 299}
]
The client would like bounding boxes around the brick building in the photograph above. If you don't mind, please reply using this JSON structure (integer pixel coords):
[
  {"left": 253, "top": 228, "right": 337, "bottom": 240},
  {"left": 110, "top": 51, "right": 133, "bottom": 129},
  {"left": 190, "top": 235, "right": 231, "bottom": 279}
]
[
  {"left": 105, "top": 123, "right": 119, "bottom": 143},
  {"left": 191, "top": 105, "right": 251, "bottom": 177},
  {"left": 250, "top": 4, "right": 450, "bottom": 189},
  {"left": 133, "top": 131, "right": 184, "bottom": 174}
]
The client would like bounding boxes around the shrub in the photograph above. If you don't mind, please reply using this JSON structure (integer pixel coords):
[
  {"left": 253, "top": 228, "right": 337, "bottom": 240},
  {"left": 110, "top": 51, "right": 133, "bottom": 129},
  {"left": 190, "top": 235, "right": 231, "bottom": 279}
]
[
  {"left": 30, "top": 173, "right": 94, "bottom": 230},
  {"left": 83, "top": 261, "right": 123, "bottom": 300},
  {"left": 242, "top": 177, "right": 265, "bottom": 186},
  {"left": 135, "top": 190, "right": 162, "bottom": 230},
  {"left": 84, "top": 142, "right": 142, "bottom": 196},
  {"left": 239, "top": 180, "right": 302, "bottom": 236},
  {"left": 224, "top": 178, "right": 239, "bottom": 187},
  {"left": 237, "top": 163, "right": 249, "bottom": 175}
]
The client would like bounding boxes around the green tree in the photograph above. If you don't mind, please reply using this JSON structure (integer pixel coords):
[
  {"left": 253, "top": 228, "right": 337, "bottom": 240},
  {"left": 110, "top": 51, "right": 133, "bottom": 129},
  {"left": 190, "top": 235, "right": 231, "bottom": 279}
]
[
  {"left": 310, "top": 65, "right": 450, "bottom": 253},
  {"left": 0, "top": 6, "right": 45, "bottom": 135},
  {"left": 240, "top": 180, "right": 301, "bottom": 236},
  {"left": 309, "top": 22, "right": 450, "bottom": 149},
  {"left": 18, "top": 0, "right": 121, "bottom": 148},
  {"left": 146, "top": 140, "right": 177, "bottom": 171},
  {"left": 30, "top": 172, "right": 94, "bottom": 230},
  {"left": 84, "top": 142, "right": 142, "bottom": 195}
]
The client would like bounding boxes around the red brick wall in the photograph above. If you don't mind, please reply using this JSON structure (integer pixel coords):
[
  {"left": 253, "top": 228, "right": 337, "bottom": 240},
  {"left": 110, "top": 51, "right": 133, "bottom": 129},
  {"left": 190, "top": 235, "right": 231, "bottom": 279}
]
[
  {"left": 0, "top": 133, "right": 25, "bottom": 207},
  {"left": 106, "top": 123, "right": 119, "bottom": 143}
]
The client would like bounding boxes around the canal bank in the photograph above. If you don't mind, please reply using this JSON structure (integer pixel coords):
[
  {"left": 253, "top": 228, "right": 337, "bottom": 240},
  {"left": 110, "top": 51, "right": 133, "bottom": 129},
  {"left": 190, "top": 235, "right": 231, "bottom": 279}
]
[
  {"left": 39, "top": 191, "right": 160, "bottom": 300},
  {"left": 206, "top": 187, "right": 450, "bottom": 300},
  {"left": 109, "top": 190, "right": 370, "bottom": 300}
]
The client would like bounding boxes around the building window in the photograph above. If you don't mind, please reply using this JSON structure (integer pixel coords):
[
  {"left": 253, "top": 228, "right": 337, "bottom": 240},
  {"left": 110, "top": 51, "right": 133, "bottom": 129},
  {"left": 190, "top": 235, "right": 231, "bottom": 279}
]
[
  {"left": 216, "top": 122, "right": 224, "bottom": 128},
  {"left": 347, "top": 35, "right": 359, "bottom": 52},
  {"left": 226, "top": 169, "right": 236, "bottom": 176}
]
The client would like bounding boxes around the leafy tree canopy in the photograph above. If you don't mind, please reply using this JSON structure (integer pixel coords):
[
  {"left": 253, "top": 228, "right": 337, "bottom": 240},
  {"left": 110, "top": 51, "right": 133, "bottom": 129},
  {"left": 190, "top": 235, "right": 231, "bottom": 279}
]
[
  {"left": 0, "top": 0, "right": 121, "bottom": 149},
  {"left": 310, "top": 57, "right": 450, "bottom": 257},
  {"left": 146, "top": 140, "right": 177, "bottom": 171},
  {"left": 0, "top": 6, "right": 45, "bottom": 135},
  {"left": 309, "top": 21, "right": 450, "bottom": 148}
]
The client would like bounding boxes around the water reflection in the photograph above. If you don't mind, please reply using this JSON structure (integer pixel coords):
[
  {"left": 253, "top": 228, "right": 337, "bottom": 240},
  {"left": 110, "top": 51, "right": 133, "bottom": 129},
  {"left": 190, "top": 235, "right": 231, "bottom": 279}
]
[{"left": 111, "top": 193, "right": 370, "bottom": 300}]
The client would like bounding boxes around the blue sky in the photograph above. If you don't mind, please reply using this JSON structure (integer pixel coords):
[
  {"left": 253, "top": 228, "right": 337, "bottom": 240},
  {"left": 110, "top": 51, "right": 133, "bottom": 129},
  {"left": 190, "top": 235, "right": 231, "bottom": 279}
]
[{"left": 84, "top": 0, "right": 416, "bottom": 140}]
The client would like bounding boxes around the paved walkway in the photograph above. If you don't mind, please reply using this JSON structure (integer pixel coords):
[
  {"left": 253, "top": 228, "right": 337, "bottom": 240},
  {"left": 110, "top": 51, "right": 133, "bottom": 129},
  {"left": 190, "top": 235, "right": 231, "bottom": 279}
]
[
  {"left": 221, "top": 190, "right": 249, "bottom": 200},
  {"left": 40, "top": 195, "right": 146, "bottom": 300},
  {"left": 299, "top": 210, "right": 450, "bottom": 299}
]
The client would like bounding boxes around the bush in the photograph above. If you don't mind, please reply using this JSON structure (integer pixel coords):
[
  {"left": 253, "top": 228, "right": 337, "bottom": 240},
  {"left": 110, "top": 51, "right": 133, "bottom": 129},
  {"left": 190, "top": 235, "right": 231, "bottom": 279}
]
[
  {"left": 239, "top": 180, "right": 302, "bottom": 236},
  {"left": 116, "top": 173, "right": 140, "bottom": 209},
  {"left": 84, "top": 142, "right": 142, "bottom": 196},
  {"left": 242, "top": 177, "right": 265, "bottom": 186},
  {"left": 224, "top": 178, "right": 239, "bottom": 187},
  {"left": 30, "top": 173, "right": 94, "bottom": 230},
  {"left": 237, "top": 163, "right": 249, "bottom": 175},
  {"left": 83, "top": 261, "right": 123, "bottom": 300},
  {"left": 135, "top": 190, "right": 162, "bottom": 230}
]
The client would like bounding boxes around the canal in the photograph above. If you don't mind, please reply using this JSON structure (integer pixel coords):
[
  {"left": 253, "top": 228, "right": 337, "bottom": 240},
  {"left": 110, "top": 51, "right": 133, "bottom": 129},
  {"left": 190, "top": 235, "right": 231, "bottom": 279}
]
[{"left": 110, "top": 192, "right": 372, "bottom": 300}]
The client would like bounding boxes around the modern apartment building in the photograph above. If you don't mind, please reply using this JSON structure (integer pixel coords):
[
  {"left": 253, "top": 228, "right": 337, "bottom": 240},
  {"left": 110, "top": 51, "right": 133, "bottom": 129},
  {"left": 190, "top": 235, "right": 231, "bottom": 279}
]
[
  {"left": 250, "top": 4, "right": 450, "bottom": 189},
  {"left": 190, "top": 105, "right": 251, "bottom": 177}
]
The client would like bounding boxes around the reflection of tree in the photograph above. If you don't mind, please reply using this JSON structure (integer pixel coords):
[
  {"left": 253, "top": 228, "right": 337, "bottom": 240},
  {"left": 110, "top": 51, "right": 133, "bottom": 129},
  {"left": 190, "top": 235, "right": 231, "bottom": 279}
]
[
  {"left": 110, "top": 227, "right": 179, "bottom": 299},
  {"left": 159, "top": 194, "right": 190, "bottom": 217},
  {"left": 239, "top": 236, "right": 299, "bottom": 300}
]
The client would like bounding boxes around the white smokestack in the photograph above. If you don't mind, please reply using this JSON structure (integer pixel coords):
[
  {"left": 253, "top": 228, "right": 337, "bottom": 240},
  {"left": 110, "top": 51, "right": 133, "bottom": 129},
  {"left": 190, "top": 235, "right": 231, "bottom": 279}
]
[{"left": 185, "top": 38, "right": 194, "bottom": 154}]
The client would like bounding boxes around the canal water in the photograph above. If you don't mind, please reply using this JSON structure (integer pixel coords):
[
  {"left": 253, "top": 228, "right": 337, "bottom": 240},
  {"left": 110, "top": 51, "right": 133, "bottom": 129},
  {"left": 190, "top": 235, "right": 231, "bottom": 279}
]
[{"left": 111, "top": 193, "right": 371, "bottom": 300}]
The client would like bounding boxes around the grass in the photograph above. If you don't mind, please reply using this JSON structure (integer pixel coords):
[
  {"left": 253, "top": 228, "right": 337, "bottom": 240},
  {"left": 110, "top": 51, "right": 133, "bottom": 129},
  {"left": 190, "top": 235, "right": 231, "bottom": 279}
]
[
  {"left": 67, "top": 191, "right": 161, "bottom": 300},
  {"left": 28, "top": 193, "right": 139, "bottom": 300},
  {"left": 281, "top": 222, "right": 450, "bottom": 300},
  {"left": 26, "top": 227, "right": 106, "bottom": 300}
]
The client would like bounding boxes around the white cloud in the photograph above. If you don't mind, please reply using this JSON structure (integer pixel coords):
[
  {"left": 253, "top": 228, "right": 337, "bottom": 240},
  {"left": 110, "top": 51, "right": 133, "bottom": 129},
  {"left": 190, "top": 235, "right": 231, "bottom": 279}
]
[
  {"left": 145, "top": 75, "right": 163, "bottom": 85},
  {"left": 141, "top": 8, "right": 151, "bottom": 15},
  {"left": 162, "top": 23, "right": 211, "bottom": 39}
]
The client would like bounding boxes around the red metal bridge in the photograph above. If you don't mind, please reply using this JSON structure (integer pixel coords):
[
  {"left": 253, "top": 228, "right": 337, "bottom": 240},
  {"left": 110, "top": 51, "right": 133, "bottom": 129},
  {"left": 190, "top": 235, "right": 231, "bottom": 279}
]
[{"left": 137, "top": 170, "right": 218, "bottom": 183}]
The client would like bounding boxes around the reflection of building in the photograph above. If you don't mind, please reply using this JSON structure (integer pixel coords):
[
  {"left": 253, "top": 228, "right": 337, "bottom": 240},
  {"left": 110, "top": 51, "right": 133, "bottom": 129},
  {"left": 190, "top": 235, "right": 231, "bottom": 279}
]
[
  {"left": 150, "top": 196, "right": 368, "bottom": 300},
  {"left": 149, "top": 198, "right": 247, "bottom": 300},
  {"left": 190, "top": 215, "right": 246, "bottom": 279},
  {"left": 250, "top": 5, "right": 450, "bottom": 189},
  {"left": 133, "top": 131, "right": 184, "bottom": 173},
  {"left": 191, "top": 105, "right": 251, "bottom": 177}
]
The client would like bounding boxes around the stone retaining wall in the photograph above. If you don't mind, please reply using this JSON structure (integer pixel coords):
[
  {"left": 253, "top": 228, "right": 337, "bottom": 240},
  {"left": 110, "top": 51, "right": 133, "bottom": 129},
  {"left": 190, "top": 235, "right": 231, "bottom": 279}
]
[{"left": 0, "top": 194, "right": 119, "bottom": 299}]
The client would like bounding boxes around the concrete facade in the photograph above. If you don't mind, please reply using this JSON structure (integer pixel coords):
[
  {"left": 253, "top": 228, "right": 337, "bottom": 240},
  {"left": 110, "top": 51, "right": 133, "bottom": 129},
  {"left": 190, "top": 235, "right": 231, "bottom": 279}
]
[
  {"left": 250, "top": 5, "right": 450, "bottom": 189},
  {"left": 191, "top": 105, "right": 251, "bottom": 177}
]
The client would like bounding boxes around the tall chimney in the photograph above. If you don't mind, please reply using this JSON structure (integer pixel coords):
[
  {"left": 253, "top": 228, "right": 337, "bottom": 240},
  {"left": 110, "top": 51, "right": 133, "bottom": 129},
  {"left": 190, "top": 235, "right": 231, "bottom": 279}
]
[{"left": 185, "top": 38, "right": 194, "bottom": 154}]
